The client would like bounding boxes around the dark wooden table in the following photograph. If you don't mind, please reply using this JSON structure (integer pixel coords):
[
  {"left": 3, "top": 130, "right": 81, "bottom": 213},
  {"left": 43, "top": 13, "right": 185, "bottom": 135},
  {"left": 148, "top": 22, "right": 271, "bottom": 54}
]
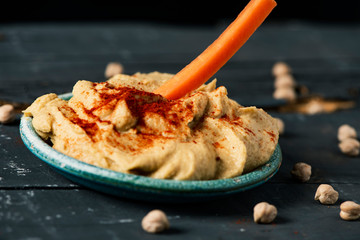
[{"left": 1, "top": 21, "right": 360, "bottom": 239}]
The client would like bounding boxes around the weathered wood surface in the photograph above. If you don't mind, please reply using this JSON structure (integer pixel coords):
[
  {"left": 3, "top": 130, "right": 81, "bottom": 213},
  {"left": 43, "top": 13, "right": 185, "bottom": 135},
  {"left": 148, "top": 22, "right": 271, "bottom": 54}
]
[{"left": 1, "top": 22, "right": 360, "bottom": 239}]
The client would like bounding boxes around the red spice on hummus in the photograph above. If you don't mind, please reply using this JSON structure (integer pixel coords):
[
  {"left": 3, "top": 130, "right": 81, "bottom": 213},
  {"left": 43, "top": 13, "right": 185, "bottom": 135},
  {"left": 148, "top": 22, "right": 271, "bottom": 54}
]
[{"left": 24, "top": 72, "right": 279, "bottom": 180}]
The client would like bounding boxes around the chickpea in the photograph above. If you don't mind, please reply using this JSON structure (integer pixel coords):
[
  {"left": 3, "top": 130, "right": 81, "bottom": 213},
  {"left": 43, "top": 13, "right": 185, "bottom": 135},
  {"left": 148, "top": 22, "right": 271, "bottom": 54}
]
[
  {"left": 274, "top": 74, "right": 296, "bottom": 89},
  {"left": 272, "top": 62, "right": 291, "bottom": 77},
  {"left": 273, "top": 87, "right": 296, "bottom": 102},
  {"left": 338, "top": 138, "right": 360, "bottom": 156},
  {"left": 340, "top": 201, "right": 360, "bottom": 221},
  {"left": 253, "top": 202, "right": 277, "bottom": 224},
  {"left": 291, "top": 162, "right": 311, "bottom": 182},
  {"left": 105, "top": 62, "right": 124, "bottom": 79},
  {"left": 305, "top": 100, "right": 325, "bottom": 115},
  {"left": 275, "top": 117, "right": 285, "bottom": 135},
  {"left": 338, "top": 124, "right": 357, "bottom": 142},
  {"left": 0, "top": 104, "right": 16, "bottom": 124},
  {"left": 141, "top": 209, "right": 169, "bottom": 233},
  {"left": 314, "top": 184, "right": 339, "bottom": 205}
]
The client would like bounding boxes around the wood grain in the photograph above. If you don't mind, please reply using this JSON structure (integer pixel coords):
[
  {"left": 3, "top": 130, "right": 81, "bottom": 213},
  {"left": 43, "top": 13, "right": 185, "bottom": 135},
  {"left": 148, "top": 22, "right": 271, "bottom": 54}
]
[{"left": 1, "top": 21, "right": 360, "bottom": 239}]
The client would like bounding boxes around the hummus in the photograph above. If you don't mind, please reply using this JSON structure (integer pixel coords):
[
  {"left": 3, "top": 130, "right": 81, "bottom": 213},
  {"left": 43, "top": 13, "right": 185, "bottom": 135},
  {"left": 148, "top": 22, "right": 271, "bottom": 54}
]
[{"left": 24, "top": 72, "right": 279, "bottom": 180}]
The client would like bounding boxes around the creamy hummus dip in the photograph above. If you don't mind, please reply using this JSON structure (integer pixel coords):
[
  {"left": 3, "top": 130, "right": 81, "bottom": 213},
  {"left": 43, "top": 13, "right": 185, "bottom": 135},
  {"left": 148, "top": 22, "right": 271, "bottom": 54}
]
[{"left": 24, "top": 72, "right": 279, "bottom": 180}]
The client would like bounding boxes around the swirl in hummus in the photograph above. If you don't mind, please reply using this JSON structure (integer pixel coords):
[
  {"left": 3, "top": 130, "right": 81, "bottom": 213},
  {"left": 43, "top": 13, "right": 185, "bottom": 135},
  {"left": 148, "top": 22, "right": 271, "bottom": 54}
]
[{"left": 24, "top": 72, "right": 279, "bottom": 180}]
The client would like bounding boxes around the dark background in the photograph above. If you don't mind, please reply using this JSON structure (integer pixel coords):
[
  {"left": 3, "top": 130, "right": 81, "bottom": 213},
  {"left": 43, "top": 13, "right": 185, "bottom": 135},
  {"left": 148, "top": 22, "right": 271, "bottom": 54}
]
[{"left": 2, "top": 0, "right": 360, "bottom": 24}]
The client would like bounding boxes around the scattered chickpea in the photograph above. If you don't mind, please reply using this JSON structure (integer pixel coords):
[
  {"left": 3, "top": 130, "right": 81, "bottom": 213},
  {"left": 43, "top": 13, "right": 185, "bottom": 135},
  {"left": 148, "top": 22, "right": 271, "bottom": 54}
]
[
  {"left": 275, "top": 117, "right": 285, "bottom": 135},
  {"left": 272, "top": 62, "right": 292, "bottom": 77},
  {"left": 141, "top": 209, "right": 170, "bottom": 233},
  {"left": 340, "top": 201, "right": 360, "bottom": 221},
  {"left": 273, "top": 87, "right": 296, "bottom": 102},
  {"left": 0, "top": 104, "right": 16, "bottom": 124},
  {"left": 272, "top": 62, "right": 298, "bottom": 102},
  {"left": 338, "top": 124, "right": 357, "bottom": 142},
  {"left": 291, "top": 162, "right": 311, "bottom": 182},
  {"left": 274, "top": 74, "right": 296, "bottom": 89},
  {"left": 314, "top": 184, "right": 339, "bottom": 205},
  {"left": 105, "top": 62, "right": 124, "bottom": 79},
  {"left": 305, "top": 100, "right": 325, "bottom": 115},
  {"left": 253, "top": 202, "right": 277, "bottom": 224},
  {"left": 338, "top": 138, "right": 360, "bottom": 157}
]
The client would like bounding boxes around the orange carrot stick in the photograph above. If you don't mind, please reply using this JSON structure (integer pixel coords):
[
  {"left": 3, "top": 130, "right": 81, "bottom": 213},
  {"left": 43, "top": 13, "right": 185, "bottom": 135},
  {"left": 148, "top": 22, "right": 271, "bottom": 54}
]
[{"left": 154, "top": 0, "right": 277, "bottom": 100}]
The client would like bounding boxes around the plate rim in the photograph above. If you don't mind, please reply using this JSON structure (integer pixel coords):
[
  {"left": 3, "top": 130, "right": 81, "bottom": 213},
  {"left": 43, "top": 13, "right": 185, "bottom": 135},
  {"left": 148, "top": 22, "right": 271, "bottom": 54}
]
[{"left": 19, "top": 93, "right": 282, "bottom": 194}]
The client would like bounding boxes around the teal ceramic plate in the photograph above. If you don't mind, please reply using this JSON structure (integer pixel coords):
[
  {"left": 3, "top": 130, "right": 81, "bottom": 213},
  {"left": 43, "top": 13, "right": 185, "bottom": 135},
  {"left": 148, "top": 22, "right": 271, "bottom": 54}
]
[{"left": 20, "top": 93, "right": 282, "bottom": 202}]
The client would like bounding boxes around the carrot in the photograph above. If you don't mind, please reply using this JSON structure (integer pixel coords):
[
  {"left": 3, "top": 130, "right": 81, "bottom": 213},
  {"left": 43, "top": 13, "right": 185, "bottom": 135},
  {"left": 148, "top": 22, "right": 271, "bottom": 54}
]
[{"left": 154, "top": 0, "right": 277, "bottom": 100}]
